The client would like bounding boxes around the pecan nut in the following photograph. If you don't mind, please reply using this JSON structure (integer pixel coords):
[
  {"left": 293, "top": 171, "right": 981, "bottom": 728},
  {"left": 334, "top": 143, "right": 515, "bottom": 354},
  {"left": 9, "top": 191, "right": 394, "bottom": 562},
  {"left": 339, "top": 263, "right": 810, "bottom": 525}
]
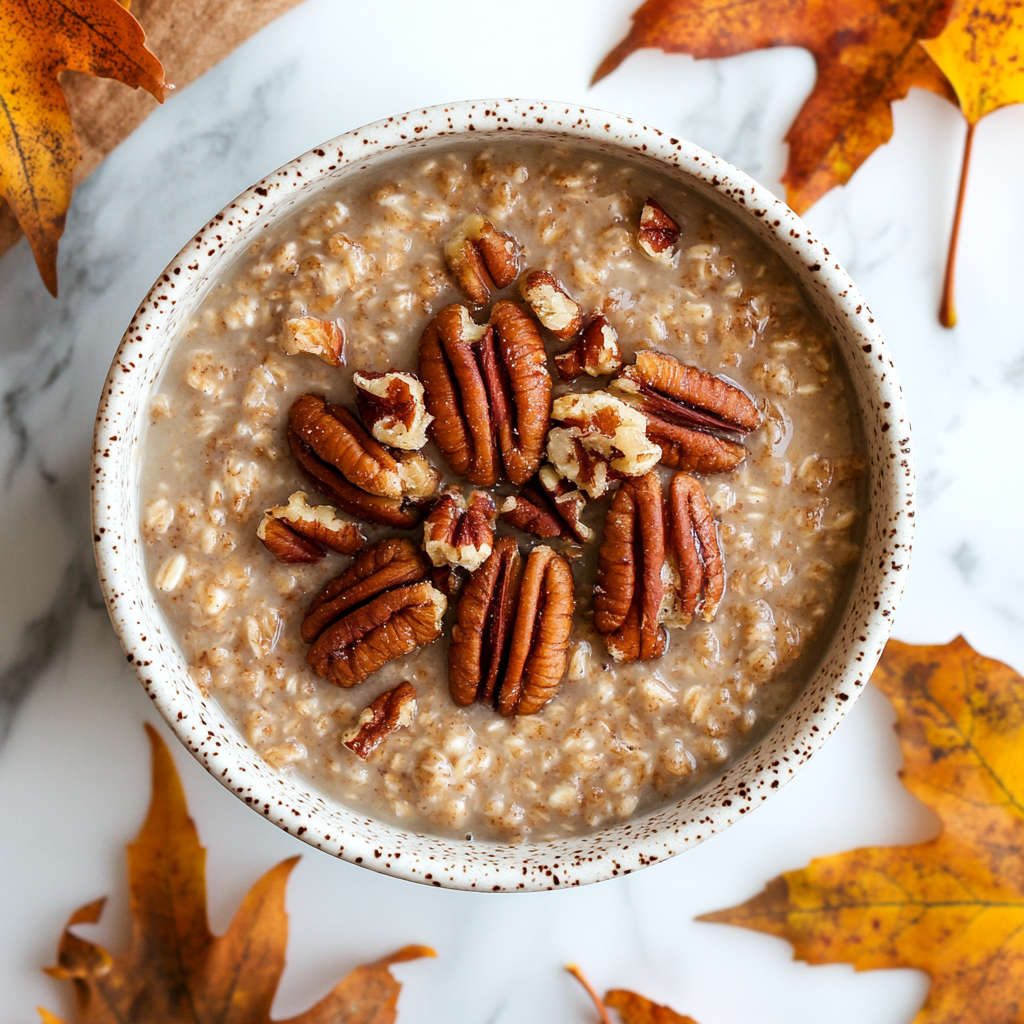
[
  {"left": 290, "top": 393, "right": 438, "bottom": 500},
  {"left": 280, "top": 316, "right": 345, "bottom": 366},
  {"left": 610, "top": 351, "right": 760, "bottom": 473},
  {"left": 594, "top": 472, "right": 668, "bottom": 662},
  {"left": 418, "top": 302, "right": 551, "bottom": 487},
  {"left": 353, "top": 370, "right": 433, "bottom": 450},
  {"left": 637, "top": 198, "right": 680, "bottom": 266},
  {"left": 499, "top": 465, "right": 591, "bottom": 543},
  {"left": 257, "top": 491, "right": 365, "bottom": 563},
  {"left": 422, "top": 489, "right": 496, "bottom": 572},
  {"left": 480, "top": 300, "right": 552, "bottom": 485},
  {"left": 418, "top": 304, "right": 498, "bottom": 486},
  {"left": 670, "top": 472, "right": 725, "bottom": 622},
  {"left": 444, "top": 214, "right": 521, "bottom": 305},
  {"left": 519, "top": 270, "right": 582, "bottom": 341},
  {"left": 288, "top": 427, "right": 425, "bottom": 528},
  {"left": 303, "top": 538, "right": 446, "bottom": 687},
  {"left": 554, "top": 315, "right": 623, "bottom": 381},
  {"left": 449, "top": 539, "right": 574, "bottom": 715},
  {"left": 342, "top": 681, "right": 417, "bottom": 759},
  {"left": 545, "top": 390, "right": 661, "bottom": 498}
]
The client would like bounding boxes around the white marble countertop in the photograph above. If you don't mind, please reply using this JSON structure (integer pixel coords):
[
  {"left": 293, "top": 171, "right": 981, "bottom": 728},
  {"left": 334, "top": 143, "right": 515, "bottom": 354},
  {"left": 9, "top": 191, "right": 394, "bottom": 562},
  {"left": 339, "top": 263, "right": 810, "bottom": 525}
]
[{"left": 2, "top": 1, "right": 1023, "bottom": 1020}]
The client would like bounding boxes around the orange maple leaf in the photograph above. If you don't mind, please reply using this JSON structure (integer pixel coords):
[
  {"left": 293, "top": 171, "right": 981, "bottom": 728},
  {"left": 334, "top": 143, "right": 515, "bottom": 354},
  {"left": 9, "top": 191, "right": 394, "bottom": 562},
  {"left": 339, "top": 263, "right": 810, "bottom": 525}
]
[
  {"left": 698, "top": 637, "right": 1024, "bottom": 1024},
  {"left": 40, "top": 724, "right": 434, "bottom": 1024},
  {"left": 594, "top": 0, "right": 957, "bottom": 216},
  {"left": 0, "top": 0, "right": 166, "bottom": 295},
  {"left": 568, "top": 966, "right": 700, "bottom": 1024}
]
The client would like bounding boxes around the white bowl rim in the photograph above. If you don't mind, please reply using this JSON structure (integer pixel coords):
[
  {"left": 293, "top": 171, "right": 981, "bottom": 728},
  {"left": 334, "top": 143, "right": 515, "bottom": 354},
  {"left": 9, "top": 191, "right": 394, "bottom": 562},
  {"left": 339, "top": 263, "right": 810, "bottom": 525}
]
[{"left": 92, "top": 97, "right": 914, "bottom": 891}]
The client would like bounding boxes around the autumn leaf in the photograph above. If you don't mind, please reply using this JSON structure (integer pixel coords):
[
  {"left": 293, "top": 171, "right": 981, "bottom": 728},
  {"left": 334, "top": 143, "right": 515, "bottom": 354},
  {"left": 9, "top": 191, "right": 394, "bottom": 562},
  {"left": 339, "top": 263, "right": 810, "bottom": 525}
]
[
  {"left": 918, "top": 0, "right": 1024, "bottom": 325},
  {"left": 0, "top": 0, "right": 166, "bottom": 295},
  {"left": 594, "top": 0, "right": 957, "bottom": 215},
  {"left": 40, "top": 723, "right": 434, "bottom": 1024},
  {"left": 698, "top": 636, "right": 1024, "bottom": 1024},
  {"left": 567, "top": 965, "right": 700, "bottom": 1024}
]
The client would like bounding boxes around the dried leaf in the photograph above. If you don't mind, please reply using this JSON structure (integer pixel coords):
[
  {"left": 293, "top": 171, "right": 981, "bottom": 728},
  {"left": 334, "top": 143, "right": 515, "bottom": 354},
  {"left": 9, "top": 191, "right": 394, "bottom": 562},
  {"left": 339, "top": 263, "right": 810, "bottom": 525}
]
[
  {"left": 594, "top": 0, "right": 956, "bottom": 214},
  {"left": 605, "top": 989, "right": 699, "bottom": 1024},
  {"left": 567, "top": 965, "right": 700, "bottom": 1024},
  {"left": 40, "top": 724, "right": 434, "bottom": 1024},
  {"left": 0, "top": 0, "right": 165, "bottom": 294},
  {"left": 699, "top": 637, "right": 1024, "bottom": 1024}
]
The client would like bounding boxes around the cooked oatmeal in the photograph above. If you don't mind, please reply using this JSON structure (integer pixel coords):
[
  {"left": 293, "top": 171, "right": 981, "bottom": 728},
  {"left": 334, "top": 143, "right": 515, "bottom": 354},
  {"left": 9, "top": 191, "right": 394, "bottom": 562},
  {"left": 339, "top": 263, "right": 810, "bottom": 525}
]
[{"left": 139, "top": 141, "right": 865, "bottom": 843}]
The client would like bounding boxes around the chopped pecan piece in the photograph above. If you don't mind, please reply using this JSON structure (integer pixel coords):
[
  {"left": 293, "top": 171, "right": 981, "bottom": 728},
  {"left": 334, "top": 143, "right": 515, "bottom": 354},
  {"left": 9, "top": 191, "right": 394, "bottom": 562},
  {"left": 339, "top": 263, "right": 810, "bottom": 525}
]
[
  {"left": 257, "top": 491, "right": 364, "bottom": 563},
  {"left": 280, "top": 316, "right": 345, "bottom": 366},
  {"left": 670, "top": 473, "right": 725, "bottom": 622},
  {"left": 422, "top": 489, "right": 496, "bottom": 572},
  {"left": 449, "top": 539, "right": 574, "bottom": 715},
  {"left": 637, "top": 198, "right": 680, "bottom": 266},
  {"left": 342, "top": 681, "right": 417, "bottom": 759},
  {"left": 288, "top": 427, "right": 425, "bottom": 528},
  {"left": 303, "top": 538, "right": 445, "bottom": 687},
  {"left": 519, "top": 270, "right": 582, "bottom": 341},
  {"left": 594, "top": 472, "right": 668, "bottom": 662},
  {"left": 481, "top": 301, "right": 552, "bottom": 485},
  {"left": 353, "top": 370, "right": 433, "bottom": 450},
  {"left": 444, "top": 214, "right": 521, "bottom": 305},
  {"left": 499, "top": 465, "right": 591, "bottom": 543},
  {"left": 554, "top": 315, "right": 624, "bottom": 381},
  {"left": 611, "top": 351, "right": 760, "bottom": 473},
  {"left": 546, "top": 390, "right": 661, "bottom": 499},
  {"left": 418, "top": 304, "right": 498, "bottom": 486},
  {"left": 290, "top": 393, "right": 437, "bottom": 500}
]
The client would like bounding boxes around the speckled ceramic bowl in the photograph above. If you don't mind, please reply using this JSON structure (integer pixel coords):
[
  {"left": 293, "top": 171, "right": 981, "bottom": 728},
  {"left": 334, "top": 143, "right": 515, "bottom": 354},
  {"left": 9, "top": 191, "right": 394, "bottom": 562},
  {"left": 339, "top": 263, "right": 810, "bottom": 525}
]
[{"left": 92, "top": 99, "right": 913, "bottom": 890}]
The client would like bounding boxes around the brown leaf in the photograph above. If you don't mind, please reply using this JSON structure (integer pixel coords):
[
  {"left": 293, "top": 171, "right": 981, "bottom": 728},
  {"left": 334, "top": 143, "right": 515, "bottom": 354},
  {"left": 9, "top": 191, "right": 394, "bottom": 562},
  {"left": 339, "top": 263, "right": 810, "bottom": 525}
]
[
  {"left": 0, "top": 0, "right": 166, "bottom": 294},
  {"left": 567, "top": 965, "right": 701, "bottom": 1024},
  {"left": 594, "top": 0, "right": 957, "bottom": 213},
  {"left": 698, "top": 637, "right": 1024, "bottom": 1024},
  {"left": 41, "top": 723, "right": 434, "bottom": 1023}
]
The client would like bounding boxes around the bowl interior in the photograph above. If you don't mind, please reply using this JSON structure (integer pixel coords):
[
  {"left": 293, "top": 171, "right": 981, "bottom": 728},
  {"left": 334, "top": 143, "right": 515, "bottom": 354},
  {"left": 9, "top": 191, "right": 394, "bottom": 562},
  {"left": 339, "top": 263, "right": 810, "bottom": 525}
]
[{"left": 93, "top": 100, "right": 913, "bottom": 890}]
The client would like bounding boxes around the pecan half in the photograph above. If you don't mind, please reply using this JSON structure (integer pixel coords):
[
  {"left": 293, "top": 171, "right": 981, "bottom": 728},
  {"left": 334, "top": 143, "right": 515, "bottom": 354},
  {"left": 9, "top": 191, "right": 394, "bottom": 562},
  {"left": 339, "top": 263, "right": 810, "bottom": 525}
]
[
  {"left": 422, "top": 489, "right": 496, "bottom": 572},
  {"left": 444, "top": 214, "right": 520, "bottom": 305},
  {"left": 611, "top": 351, "right": 760, "bottom": 473},
  {"left": 280, "top": 316, "right": 345, "bottom": 366},
  {"left": 554, "top": 315, "right": 624, "bottom": 381},
  {"left": 303, "top": 538, "right": 445, "bottom": 687},
  {"left": 418, "top": 304, "right": 498, "bottom": 486},
  {"left": 546, "top": 390, "right": 661, "bottom": 498},
  {"left": 353, "top": 370, "right": 433, "bottom": 450},
  {"left": 449, "top": 539, "right": 574, "bottom": 715},
  {"left": 499, "top": 465, "right": 591, "bottom": 543},
  {"left": 670, "top": 473, "right": 725, "bottom": 622},
  {"left": 342, "top": 681, "right": 417, "bottom": 759},
  {"left": 637, "top": 198, "right": 680, "bottom": 266},
  {"left": 594, "top": 472, "right": 668, "bottom": 662},
  {"left": 288, "top": 427, "right": 425, "bottom": 528},
  {"left": 481, "top": 301, "right": 552, "bottom": 485},
  {"left": 257, "top": 491, "right": 364, "bottom": 563},
  {"left": 519, "top": 270, "right": 582, "bottom": 341},
  {"left": 290, "top": 393, "right": 438, "bottom": 500}
]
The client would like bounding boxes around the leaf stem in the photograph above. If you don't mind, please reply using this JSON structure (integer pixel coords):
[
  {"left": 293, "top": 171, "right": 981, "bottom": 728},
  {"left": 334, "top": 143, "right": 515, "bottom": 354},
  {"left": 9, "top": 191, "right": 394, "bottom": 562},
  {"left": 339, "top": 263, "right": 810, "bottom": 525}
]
[
  {"left": 939, "top": 120, "right": 975, "bottom": 329},
  {"left": 566, "top": 964, "right": 614, "bottom": 1024}
]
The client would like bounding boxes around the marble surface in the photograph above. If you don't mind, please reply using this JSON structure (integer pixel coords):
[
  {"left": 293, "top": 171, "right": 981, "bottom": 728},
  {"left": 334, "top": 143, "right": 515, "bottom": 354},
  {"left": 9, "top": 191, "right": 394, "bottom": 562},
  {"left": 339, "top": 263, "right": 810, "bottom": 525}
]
[{"left": 2, "top": 0, "right": 1023, "bottom": 1020}]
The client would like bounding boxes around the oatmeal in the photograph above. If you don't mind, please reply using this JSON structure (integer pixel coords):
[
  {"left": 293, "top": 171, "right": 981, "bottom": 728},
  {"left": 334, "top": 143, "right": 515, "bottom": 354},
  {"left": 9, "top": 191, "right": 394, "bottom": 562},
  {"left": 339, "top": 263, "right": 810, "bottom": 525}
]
[{"left": 139, "top": 141, "right": 865, "bottom": 843}]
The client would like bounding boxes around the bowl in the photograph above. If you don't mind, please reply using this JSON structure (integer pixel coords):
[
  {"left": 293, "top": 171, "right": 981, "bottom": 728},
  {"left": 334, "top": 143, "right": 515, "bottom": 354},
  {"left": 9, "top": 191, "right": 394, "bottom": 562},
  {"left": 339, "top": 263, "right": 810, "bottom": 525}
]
[{"left": 92, "top": 99, "right": 914, "bottom": 890}]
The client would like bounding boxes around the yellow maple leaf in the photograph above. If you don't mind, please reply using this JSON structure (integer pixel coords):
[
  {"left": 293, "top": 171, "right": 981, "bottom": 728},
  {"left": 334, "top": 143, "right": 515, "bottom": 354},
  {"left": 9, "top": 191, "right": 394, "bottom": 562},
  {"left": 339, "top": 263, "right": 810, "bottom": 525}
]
[
  {"left": 918, "top": 0, "right": 1024, "bottom": 325},
  {"left": 39, "top": 724, "right": 434, "bottom": 1024},
  {"left": 0, "top": 0, "right": 165, "bottom": 295},
  {"left": 698, "top": 636, "right": 1024, "bottom": 1024}
]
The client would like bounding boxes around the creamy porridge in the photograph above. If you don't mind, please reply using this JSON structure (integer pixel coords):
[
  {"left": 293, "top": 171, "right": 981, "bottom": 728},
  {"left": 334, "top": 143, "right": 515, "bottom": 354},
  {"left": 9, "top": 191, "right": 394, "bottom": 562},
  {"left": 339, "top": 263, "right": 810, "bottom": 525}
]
[{"left": 139, "top": 141, "right": 865, "bottom": 843}]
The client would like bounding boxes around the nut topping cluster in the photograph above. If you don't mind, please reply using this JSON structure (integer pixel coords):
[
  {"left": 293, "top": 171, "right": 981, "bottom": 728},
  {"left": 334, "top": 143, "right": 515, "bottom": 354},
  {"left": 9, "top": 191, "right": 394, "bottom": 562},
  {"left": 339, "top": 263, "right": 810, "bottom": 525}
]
[{"left": 251, "top": 191, "right": 770, "bottom": 758}]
